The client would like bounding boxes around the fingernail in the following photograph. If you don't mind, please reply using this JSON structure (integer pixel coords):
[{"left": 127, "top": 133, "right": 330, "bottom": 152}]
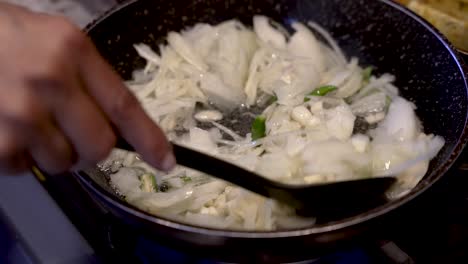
[{"left": 161, "top": 152, "right": 176, "bottom": 172}]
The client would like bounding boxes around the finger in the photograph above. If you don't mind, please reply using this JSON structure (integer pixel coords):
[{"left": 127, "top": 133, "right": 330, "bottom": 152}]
[
  {"left": 77, "top": 39, "right": 175, "bottom": 171},
  {"left": 0, "top": 87, "right": 75, "bottom": 174},
  {"left": 28, "top": 121, "right": 75, "bottom": 174},
  {"left": 0, "top": 152, "right": 31, "bottom": 175},
  {"left": 0, "top": 122, "right": 30, "bottom": 175},
  {"left": 27, "top": 76, "right": 116, "bottom": 168}
]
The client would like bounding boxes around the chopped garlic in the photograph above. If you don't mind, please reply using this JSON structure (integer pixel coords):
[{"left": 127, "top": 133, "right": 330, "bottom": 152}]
[
  {"left": 308, "top": 115, "right": 321, "bottom": 127},
  {"left": 194, "top": 110, "right": 223, "bottom": 122},
  {"left": 365, "top": 112, "right": 386, "bottom": 124},
  {"left": 291, "top": 106, "right": 321, "bottom": 127},
  {"left": 310, "top": 101, "right": 323, "bottom": 114},
  {"left": 291, "top": 106, "right": 313, "bottom": 125},
  {"left": 351, "top": 134, "right": 370, "bottom": 153},
  {"left": 200, "top": 206, "right": 219, "bottom": 216},
  {"left": 304, "top": 174, "right": 327, "bottom": 184}
]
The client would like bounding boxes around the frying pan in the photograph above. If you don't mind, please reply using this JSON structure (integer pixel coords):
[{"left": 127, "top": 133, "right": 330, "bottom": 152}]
[{"left": 73, "top": 0, "right": 468, "bottom": 261}]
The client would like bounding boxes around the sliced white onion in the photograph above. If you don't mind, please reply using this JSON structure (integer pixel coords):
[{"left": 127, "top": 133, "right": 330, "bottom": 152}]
[
  {"left": 288, "top": 22, "right": 325, "bottom": 73},
  {"left": 351, "top": 92, "right": 387, "bottom": 116},
  {"left": 133, "top": 43, "right": 161, "bottom": 66},
  {"left": 253, "top": 15, "right": 287, "bottom": 49}
]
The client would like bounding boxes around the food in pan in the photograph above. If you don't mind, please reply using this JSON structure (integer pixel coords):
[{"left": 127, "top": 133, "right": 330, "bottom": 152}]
[{"left": 101, "top": 16, "right": 444, "bottom": 230}]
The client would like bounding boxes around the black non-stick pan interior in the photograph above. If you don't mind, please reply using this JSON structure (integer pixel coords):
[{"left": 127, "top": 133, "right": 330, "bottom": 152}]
[{"left": 81, "top": 0, "right": 468, "bottom": 232}]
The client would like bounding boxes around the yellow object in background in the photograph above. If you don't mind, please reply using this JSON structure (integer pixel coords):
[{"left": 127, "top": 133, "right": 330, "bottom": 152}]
[
  {"left": 31, "top": 166, "right": 46, "bottom": 182},
  {"left": 412, "top": 0, "right": 468, "bottom": 21},
  {"left": 398, "top": 0, "right": 468, "bottom": 53}
]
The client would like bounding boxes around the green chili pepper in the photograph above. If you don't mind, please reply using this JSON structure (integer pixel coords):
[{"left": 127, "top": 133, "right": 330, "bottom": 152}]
[
  {"left": 180, "top": 175, "right": 192, "bottom": 183},
  {"left": 267, "top": 94, "right": 278, "bottom": 105},
  {"left": 362, "top": 66, "right": 373, "bottom": 83},
  {"left": 304, "top": 85, "right": 337, "bottom": 102},
  {"left": 139, "top": 173, "right": 158, "bottom": 192},
  {"left": 385, "top": 95, "right": 392, "bottom": 111},
  {"left": 251, "top": 116, "right": 266, "bottom": 140}
]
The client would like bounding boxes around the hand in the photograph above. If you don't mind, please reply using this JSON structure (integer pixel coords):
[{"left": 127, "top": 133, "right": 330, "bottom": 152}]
[{"left": 0, "top": 3, "right": 175, "bottom": 175}]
